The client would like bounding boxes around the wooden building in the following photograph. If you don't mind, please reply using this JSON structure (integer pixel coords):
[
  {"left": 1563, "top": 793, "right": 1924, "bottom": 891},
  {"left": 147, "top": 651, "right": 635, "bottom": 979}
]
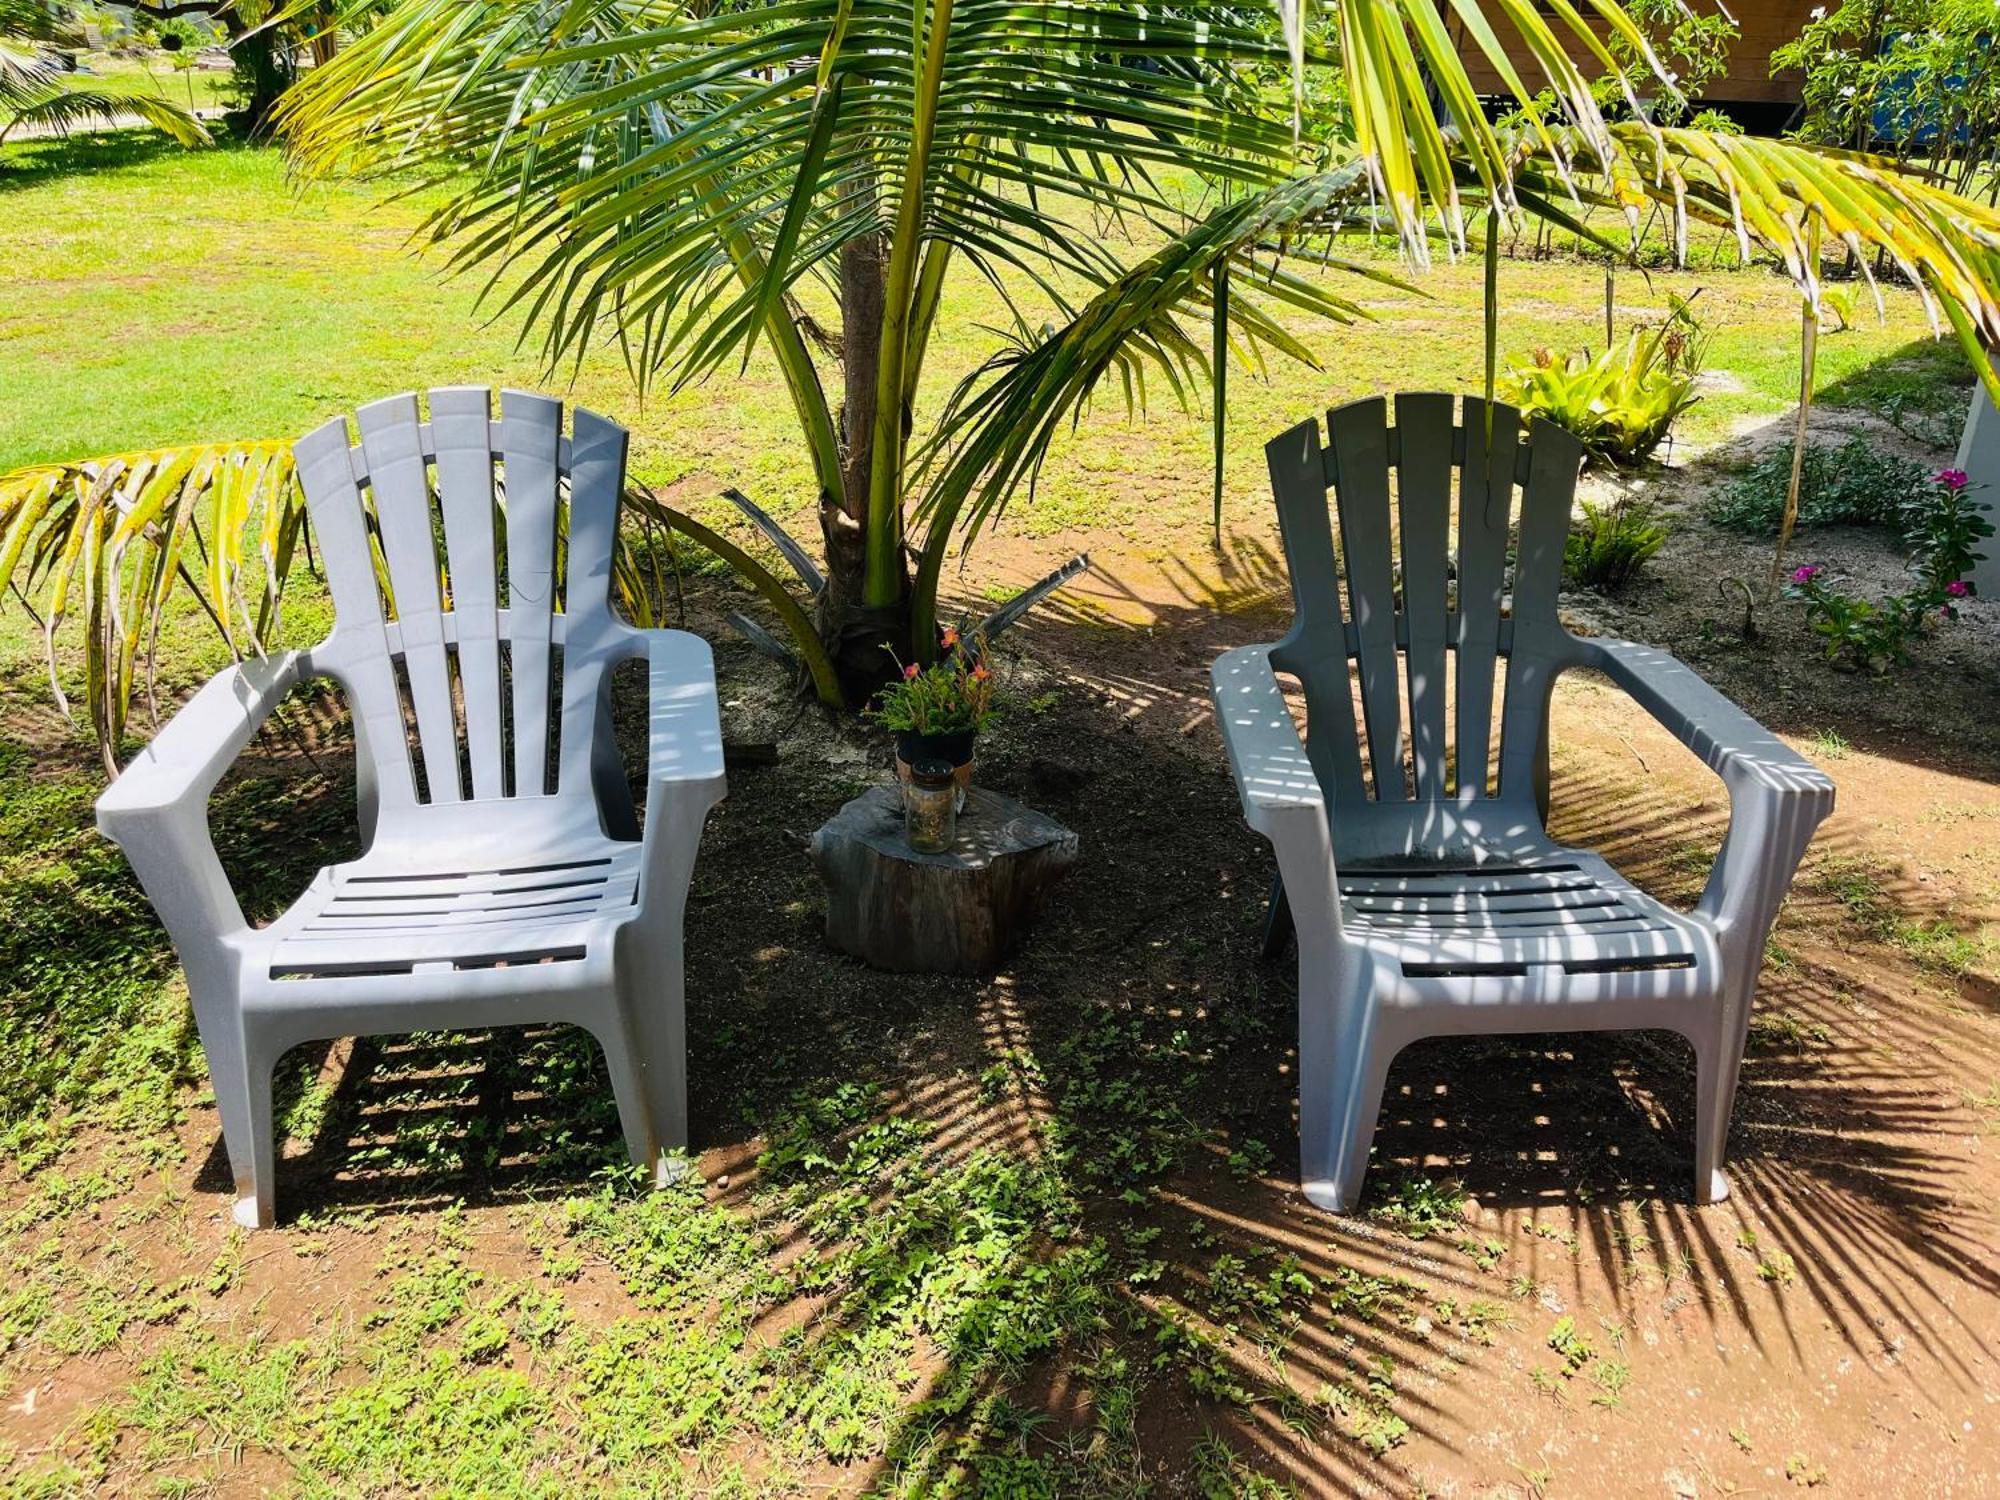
[{"left": 1452, "top": 0, "right": 1820, "bottom": 126}]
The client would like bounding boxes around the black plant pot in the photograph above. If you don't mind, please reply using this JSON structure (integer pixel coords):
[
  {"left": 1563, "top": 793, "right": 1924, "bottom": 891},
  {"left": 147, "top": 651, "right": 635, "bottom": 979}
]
[{"left": 895, "top": 729, "right": 976, "bottom": 771}]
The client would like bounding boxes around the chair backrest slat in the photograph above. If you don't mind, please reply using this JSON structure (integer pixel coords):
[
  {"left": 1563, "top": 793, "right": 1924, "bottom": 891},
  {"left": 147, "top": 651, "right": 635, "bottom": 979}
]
[
  {"left": 1266, "top": 419, "right": 1367, "bottom": 805},
  {"left": 1262, "top": 393, "right": 1581, "bottom": 844},
  {"left": 295, "top": 416, "right": 422, "bottom": 812},
  {"left": 1494, "top": 416, "right": 1583, "bottom": 801},
  {"left": 1393, "top": 392, "right": 1453, "bottom": 802},
  {"left": 357, "top": 394, "right": 464, "bottom": 804},
  {"left": 497, "top": 391, "right": 565, "bottom": 799},
  {"left": 429, "top": 386, "right": 508, "bottom": 799},
  {"left": 1328, "top": 398, "right": 1405, "bottom": 801},
  {"left": 1454, "top": 397, "right": 1518, "bottom": 799},
  {"left": 556, "top": 407, "right": 630, "bottom": 799}
]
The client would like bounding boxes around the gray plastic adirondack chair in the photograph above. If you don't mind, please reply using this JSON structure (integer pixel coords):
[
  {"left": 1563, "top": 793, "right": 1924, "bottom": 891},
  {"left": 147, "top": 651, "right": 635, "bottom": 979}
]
[
  {"left": 96, "top": 389, "right": 726, "bottom": 1228},
  {"left": 1212, "top": 393, "right": 1834, "bottom": 1213}
]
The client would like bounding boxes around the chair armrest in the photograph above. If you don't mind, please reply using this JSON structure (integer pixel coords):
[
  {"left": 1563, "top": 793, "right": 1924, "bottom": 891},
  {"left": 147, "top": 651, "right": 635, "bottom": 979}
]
[
  {"left": 1574, "top": 638, "right": 1834, "bottom": 803},
  {"left": 1574, "top": 637, "right": 1834, "bottom": 950},
  {"left": 1208, "top": 644, "right": 1336, "bottom": 852},
  {"left": 1212, "top": 645, "right": 1345, "bottom": 951},
  {"left": 1211, "top": 646, "right": 1326, "bottom": 838},
  {"left": 635, "top": 629, "right": 727, "bottom": 797},
  {"left": 95, "top": 651, "right": 305, "bottom": 970},
  {"left": 627, "top": 629, "right": 726, "bottom": 913}
]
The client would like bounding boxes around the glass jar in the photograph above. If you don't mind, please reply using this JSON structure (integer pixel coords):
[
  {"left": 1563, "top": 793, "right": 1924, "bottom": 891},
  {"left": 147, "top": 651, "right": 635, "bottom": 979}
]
[{"left": 902, "top": 758, "right": 958, "bottom": 854}]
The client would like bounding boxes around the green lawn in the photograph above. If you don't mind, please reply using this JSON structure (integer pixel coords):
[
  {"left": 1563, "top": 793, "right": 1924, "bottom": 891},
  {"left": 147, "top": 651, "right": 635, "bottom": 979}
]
[{"left": 0, "top": 133, "right": 1966, "bottom": 553}]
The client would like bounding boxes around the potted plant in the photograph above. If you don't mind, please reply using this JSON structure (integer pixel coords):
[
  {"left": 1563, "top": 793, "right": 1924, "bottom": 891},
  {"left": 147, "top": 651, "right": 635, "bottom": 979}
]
[{"left": 870, "top": 629, "right": 995, "bottom": 794}]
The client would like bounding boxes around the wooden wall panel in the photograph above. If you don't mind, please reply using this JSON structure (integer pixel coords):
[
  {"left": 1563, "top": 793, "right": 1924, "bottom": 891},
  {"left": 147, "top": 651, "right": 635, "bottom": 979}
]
[{"left": 1451, "top": 0, "right": 1816, "bottom": 107}]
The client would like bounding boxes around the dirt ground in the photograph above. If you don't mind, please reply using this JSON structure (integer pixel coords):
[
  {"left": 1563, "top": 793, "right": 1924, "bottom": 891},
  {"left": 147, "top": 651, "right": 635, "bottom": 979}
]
[{"left": 3, "top": 401, "right": 1998, "bottom": 1497}]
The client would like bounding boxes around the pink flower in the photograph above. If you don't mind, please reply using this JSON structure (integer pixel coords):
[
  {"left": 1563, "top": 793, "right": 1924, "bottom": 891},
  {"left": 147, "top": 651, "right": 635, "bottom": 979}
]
[
  {"left": 1945, "top": 580, "right": 1971, "bottom": 597},
  {"left": 903, "top": 663, "right": 920, "bottom": 680},
  {"left": 1937, "top": 468, "right": 1970, "bottom": 491},
  {"left": 1790, "top": 564, "right": 1821, "bottom": 585}
]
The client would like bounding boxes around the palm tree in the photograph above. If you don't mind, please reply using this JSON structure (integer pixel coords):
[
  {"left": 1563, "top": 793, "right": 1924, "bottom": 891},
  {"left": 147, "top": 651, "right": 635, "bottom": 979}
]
[
  {"left": 9, "top": 0, "right": 2000, "bottom": 750},
  {"left": 0, "top": 0, "right": 208, "bottom": 148}
]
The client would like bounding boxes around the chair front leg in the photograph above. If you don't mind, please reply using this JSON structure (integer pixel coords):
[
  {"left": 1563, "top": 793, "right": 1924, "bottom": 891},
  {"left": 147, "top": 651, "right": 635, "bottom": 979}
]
[{"left": 1688, "top": 771, "right": 1832, "bottom": 1204}]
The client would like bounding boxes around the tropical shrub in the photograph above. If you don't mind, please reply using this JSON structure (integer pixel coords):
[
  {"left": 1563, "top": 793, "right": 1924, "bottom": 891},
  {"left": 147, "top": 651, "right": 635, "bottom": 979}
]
[
  {"left": 1564, "top": 497, "right": 1668, "bottom": 593},
  {"left": 1774, "top": 0, "right": 2000, "bottom": 199},
  {"left": 1704, "top": 438, "right": 1931, "bottom": 537},
  {"left": 1499, "top": 295, "right": 1707, "bottom": 467},
  {"left": 1782, "top": 468, "right": 1992, "bottom": 674}
]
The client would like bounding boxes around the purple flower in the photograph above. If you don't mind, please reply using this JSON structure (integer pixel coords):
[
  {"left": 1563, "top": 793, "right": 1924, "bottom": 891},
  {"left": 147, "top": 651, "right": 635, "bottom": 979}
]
[
  {"left": 1945, "top": 579, "right": 1971, "bottom": 598},
  {"left": 1937, "top": 468, "right": 1970, "bottom": 491},
  {"left": 1790, "top": 564, "right": 1821, "bottom": 585}
]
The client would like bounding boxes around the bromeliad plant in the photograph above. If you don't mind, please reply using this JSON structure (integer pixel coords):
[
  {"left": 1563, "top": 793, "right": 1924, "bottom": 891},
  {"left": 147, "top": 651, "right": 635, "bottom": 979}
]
[
  {"left": 1783, "top": 468, "right": 1993, "bottom": 674},
  {"left": 16, "top": 0, "right": 2000, "bottom": 766},
  {"left": 1499, "top": 293, "right": 1707, "bottom": 467}
]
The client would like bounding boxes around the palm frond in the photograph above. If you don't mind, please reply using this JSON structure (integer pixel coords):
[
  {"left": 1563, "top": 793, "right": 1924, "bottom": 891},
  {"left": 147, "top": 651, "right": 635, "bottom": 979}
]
[
  {"left": 1502, "top": 125, "right": 2000, "bottom": 397},
  {"left": 0, "top": 435, "right": 784, "bottom": 763},
  {"left": 2, "top": 86, "right": 211, "bottom": 145},
  {"left": 0, "top": 442, "right": 299, "bottom": 769},
  {"left": 906, "top": 159, "right": 1399, "bottom": 644}
]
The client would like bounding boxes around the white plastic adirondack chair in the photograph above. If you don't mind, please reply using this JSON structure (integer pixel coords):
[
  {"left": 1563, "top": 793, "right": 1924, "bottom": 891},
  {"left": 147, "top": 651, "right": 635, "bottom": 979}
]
[
  {"left": 1213, "top": 394, "right": 1834, "bottom": 1213},
  {"left": 96, "top": 389, "right": 726, "bottom": 1228}
]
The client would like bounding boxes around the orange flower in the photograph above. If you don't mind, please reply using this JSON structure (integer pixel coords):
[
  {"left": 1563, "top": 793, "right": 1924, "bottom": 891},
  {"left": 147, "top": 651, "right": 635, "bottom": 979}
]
[
  {"left": 940, "top": 626, "right": 960, "bottom": 649},
  {"left": 904, "top": 663, "right": 920, "bottom": 680},
  {"left": 970, "top": 664, "right": 992, "bottom": 682}
]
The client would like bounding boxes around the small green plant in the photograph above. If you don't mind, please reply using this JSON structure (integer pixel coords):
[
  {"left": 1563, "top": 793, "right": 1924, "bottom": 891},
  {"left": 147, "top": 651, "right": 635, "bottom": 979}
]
[
  {"left": 1564, "top": 496, "right": 1669, "bottom": 592},
  {"left": 1499, "top": 293, "right": 1708, "bottom": 467},
  {"left": 866, "top": 629, "right": 995, "bottom": 735},
  {"left": 1785, "top": 1452, "right": 1828, "bottom": 1487},
  {"left": 1588, "top": 1359, "right": 1630, "bottom": 1407},
  {"left": 1365, "top": 1175, "right": 1467, "bottom": 1239},
  {"left": 1757, "top": 1250, "right": 1798, "bottom": 1286},
  {"left": 1705, "top": 435, "right": 1929, "bottom": 536},
  {"left": 1547, "top": 1315, "right": 1594, "bottom": 1372},
  {"left": 1747, "top": 1011, "right": 1830, "bottom": 1050},
  {"left": 1818, "top": 284, "right": 1860, "bottom": 333}
]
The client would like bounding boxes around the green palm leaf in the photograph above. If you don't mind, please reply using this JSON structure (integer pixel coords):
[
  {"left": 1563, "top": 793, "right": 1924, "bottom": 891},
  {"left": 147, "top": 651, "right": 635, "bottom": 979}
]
[{"left": 0, "top": 442, "right": 298, "bottom": 772}]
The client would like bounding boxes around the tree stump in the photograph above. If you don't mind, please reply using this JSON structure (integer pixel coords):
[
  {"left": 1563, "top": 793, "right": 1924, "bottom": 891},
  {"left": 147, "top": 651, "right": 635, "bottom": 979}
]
[{"left": 810, "top": 786, "right": 1079, "bottom": 974}]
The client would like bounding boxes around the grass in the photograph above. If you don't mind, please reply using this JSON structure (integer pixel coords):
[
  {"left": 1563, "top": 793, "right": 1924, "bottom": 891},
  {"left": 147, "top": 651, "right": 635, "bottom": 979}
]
[{"left": 0, "top": 134, "right": 1963, "bottom": 559}]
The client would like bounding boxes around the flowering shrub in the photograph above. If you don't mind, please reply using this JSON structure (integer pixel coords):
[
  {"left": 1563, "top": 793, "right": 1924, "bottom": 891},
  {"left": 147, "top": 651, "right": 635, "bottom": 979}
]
[
  {"left": 1783, "top": 469, "right": 1992, "bottom": 674},
  {"left": 868, "top": 630, "right": 996, "bottom": 735}
]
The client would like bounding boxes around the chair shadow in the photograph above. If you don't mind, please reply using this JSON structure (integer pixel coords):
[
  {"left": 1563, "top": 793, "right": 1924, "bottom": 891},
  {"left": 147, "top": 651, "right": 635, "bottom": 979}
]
[{"left": 140, "top": 539, "right": 1999, "bottom": 1490}]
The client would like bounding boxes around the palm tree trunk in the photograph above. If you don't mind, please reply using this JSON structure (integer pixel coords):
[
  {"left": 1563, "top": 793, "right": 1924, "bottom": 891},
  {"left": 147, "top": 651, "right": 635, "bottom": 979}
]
[{"left": 818, "top": 217, "right": 908, "bottom": 702}]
